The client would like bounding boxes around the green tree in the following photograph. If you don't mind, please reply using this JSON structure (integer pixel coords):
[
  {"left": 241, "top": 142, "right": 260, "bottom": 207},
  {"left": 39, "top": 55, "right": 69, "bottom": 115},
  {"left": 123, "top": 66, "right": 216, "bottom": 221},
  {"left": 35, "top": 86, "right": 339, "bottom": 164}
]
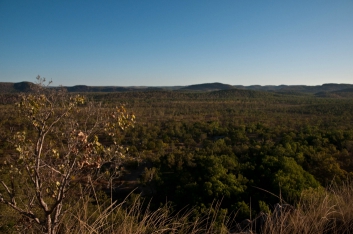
[{"left": 274, "top": 157, "right": 320, "bottom": 200}]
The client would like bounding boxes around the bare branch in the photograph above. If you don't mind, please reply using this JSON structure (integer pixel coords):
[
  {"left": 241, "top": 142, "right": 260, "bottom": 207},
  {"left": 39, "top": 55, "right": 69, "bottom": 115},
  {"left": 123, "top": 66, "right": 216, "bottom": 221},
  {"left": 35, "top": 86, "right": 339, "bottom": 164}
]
[
  {"left": 0, "top": 180, "right": 13, "bottom": 198},
  {"left": 43, "top": 164, "right": 64, "bottom": 176},
  {"left": 0, "top": 197, "right": 41, "bottom": 224}
]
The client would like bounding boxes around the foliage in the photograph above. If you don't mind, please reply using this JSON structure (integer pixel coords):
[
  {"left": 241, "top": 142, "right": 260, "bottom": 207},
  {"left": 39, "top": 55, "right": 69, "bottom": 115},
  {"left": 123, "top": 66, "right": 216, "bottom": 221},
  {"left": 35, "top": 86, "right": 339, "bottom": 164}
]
[
  {"left": 1, "top": 79, "right": 353, "bottom": 232},
  {"left": 0, "top": 76, "right": 135, "bottom": 233}
]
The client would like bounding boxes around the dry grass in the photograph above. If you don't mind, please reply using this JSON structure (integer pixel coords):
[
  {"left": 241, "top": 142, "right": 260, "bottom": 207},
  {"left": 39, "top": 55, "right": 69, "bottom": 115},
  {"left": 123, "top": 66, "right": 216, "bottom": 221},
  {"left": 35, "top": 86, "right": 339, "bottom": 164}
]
[
  {"left": 262, "top": 180, "right": 353, "bottom": 234},
  {"left": 59, "top": 185, "right": 231, "bottom": 234},
  {"left": 3, "top": 180, "right": 353, "bottom": 233}
]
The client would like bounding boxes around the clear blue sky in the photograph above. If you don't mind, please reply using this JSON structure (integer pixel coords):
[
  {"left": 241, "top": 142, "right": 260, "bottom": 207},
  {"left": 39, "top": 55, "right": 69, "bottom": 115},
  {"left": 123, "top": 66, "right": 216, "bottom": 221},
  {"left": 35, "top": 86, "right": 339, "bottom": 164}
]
[{"left": 1, "top": 0, "right": 352, "bottom": 86}]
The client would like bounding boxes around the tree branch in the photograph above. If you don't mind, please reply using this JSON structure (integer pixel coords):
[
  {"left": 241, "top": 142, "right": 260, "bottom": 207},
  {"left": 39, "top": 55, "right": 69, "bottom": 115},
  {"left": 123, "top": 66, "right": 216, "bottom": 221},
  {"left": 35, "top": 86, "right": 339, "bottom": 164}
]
[{"left": 0, "top": 194, "right": 41, "bottom": 224}]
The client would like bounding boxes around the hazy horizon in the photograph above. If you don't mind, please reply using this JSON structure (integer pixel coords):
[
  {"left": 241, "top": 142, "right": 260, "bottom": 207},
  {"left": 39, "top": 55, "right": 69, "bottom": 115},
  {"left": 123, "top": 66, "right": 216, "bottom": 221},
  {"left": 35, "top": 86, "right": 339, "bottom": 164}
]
[
  {"left": 1, "top": 1, "right": 352, "bottom": 86},
  {"left": 3, "top": 80, "right": 353, "bottom": 88}
]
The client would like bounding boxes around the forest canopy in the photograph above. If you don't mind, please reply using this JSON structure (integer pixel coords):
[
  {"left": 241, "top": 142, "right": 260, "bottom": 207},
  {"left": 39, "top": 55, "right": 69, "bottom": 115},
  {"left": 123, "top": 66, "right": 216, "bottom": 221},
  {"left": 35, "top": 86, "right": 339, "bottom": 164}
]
[{"left": 1, "top": 82, "right": 353, "bottom": 232}]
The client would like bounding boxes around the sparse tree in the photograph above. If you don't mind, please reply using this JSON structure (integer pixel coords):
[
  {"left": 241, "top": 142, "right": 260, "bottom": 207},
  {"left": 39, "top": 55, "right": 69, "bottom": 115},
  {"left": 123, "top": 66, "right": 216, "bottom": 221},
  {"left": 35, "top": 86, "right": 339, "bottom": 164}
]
[{"left": 0, "top": 76, "right": 135, "bottom": 234}]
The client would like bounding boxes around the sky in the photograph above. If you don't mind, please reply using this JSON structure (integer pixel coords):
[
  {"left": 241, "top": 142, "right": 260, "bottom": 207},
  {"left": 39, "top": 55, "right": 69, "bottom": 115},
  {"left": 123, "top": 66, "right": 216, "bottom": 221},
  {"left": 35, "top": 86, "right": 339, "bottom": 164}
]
[{"left": 0, "top": 1, "right": 352, "bottom": 87}]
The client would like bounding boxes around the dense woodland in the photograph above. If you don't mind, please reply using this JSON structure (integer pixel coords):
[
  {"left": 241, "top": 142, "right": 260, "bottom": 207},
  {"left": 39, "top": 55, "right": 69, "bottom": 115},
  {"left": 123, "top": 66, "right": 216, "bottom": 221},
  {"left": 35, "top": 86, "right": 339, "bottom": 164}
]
[{"left": 1, "top": 87, "right": 353, "bottom": 232}]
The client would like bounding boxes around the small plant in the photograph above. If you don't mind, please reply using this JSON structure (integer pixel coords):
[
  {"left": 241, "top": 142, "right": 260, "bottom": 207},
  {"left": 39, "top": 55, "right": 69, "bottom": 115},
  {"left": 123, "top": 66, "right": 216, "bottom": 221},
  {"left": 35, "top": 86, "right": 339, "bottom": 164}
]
[{"left": 0, "top": 76, "right": 135, "bottom": 234}]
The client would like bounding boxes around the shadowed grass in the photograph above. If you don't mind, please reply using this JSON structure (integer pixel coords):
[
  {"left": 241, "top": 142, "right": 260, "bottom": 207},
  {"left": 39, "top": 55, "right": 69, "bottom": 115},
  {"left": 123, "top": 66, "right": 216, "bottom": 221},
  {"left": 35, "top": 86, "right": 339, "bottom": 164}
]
[
  {"left": 3, "top": 180, "right": 353, "bottom": 233},
  {"left": 262, "top": 180, "right": 353, "bottom": 234},
  {"left": 60, "top": 194, "right": 232, "bottom": 234}
]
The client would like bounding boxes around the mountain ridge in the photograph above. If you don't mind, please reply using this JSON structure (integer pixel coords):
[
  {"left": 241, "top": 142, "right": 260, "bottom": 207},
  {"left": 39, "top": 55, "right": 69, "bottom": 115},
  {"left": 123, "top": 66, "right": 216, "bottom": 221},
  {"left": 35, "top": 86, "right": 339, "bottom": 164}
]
[{"left": 1, "top": 81, "right": 353, "bottom": 95}]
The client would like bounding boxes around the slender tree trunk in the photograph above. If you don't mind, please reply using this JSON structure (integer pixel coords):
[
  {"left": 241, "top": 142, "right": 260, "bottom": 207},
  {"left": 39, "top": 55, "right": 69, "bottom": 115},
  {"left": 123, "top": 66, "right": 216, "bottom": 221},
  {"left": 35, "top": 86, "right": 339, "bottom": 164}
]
[{"left": 46, "top": 214, "right": 52, "bottom": 234}]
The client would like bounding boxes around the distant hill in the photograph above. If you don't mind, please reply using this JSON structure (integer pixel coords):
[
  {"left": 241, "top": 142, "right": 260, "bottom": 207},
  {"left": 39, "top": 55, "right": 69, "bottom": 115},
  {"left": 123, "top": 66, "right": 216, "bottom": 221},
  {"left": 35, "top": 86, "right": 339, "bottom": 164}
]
[
  {"left": 315, "top": 88, "right": 353, "bottom": 98},
  {"left": 0, "top": 83, "right": 15, "bottom": 93},
  {"left": 1, "top": 82, "right": 353, "bottom": 96},
  {"left": 205, "top": 88, "right": 273, "bottom": 99},
  {"left": 0, "top": 81, "right": 34, "bottom": 93},
  {"left": 180, "top": 82, "right": 235, "bottom": 91},
  {"left": 235, "top": 83, "right": 353, "bottom": 93},
  {"left": 234, "top": 85, "right": 288, "bottom": 91},
  {"left": 66, "top": 85, "right": 134, "bottom": 92},
  {"left": 13, "top": 81, "right": 34, "bottom": 92},
  {"left": 334, "top": 88, "right": 353, "bottom": 93}
]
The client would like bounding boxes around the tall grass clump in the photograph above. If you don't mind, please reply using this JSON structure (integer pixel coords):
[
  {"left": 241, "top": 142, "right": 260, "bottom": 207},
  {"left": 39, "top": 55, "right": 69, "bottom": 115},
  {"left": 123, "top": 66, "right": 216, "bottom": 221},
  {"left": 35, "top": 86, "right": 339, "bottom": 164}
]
[
  {"left": 262, "top": 180, "right": 353, "bottom": 234},
  {"left": 59, "top": 184, "right": 233, "bottom": 234}
]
